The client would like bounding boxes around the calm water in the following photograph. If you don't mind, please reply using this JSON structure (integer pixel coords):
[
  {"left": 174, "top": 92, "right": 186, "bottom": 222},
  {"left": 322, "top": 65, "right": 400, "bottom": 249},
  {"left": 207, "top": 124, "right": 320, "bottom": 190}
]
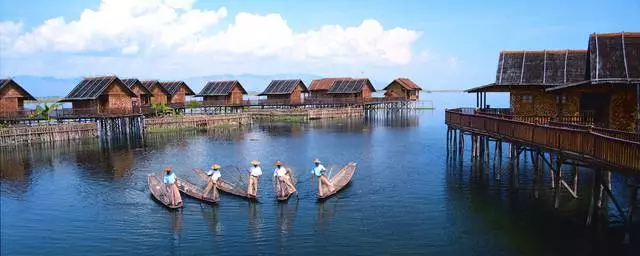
[{"left": 2, "top": 93, "right": 638, "bottom": 255}]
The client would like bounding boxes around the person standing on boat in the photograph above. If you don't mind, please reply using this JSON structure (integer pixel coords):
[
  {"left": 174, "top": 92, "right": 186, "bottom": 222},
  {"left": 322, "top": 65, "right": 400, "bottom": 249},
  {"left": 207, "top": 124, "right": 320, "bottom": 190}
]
[
  {"left": 202, "top": 164, "right": 222, "bottom": 200},
  {"left": 273, "top": 161, "right": 296, "bottom": 196},
  {"left": 247, "top": 160, "right": 262, "bottom": 198},
  {"left": 163, "top": 167, "right": 183, "bottom": 207},
  {"left": 311, "top": 159, "right": 335, "bottom": 197}
]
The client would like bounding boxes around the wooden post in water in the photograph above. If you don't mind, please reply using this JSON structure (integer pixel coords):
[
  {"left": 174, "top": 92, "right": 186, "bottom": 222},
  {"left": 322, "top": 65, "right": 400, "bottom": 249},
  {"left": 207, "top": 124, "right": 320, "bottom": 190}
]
[
  {"left": 572, "top": 160, "right": 579, "bottom": 197},
  {"left": 587, "top": 168, "right": 603, "bottom": 227},
  {"left": 554, "top": 154, "right": 563, "bottom": 209}
]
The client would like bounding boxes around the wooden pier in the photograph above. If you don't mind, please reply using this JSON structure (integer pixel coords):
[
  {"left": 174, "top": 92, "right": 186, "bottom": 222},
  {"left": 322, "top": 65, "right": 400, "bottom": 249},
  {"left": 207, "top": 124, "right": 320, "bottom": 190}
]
[{"left": 445, "top": 108, "right": 640, "bottom": 243}]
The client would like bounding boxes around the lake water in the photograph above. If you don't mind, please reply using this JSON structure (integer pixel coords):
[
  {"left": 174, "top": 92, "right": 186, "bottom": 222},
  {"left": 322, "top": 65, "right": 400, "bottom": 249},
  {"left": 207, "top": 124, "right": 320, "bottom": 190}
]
[{"left": 2, "top": 93, "right": 638, "bottom": 255}]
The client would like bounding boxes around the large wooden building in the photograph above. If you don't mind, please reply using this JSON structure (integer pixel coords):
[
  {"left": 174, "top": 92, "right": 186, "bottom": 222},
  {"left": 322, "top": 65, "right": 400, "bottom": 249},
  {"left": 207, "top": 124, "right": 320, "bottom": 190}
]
[
  {"left": 159, "top": 81, "right": 195, "bottom": 106},
  {"left": 383, "top": 78, "right": 422, "bottom": 101},
  {"left": 466, "top": 49, "right": 588, "bottom": 117},
  {"left": 141, "top": 80, "right": 170, "bottom": 104},
  {"left": 308, "top": 77, "right": 351, "bottom": 99},
  {"left": 196, "top": 80, "right": 248, "bottom": 105},
  {"left": 258, "top": 79, "right": 308, "bottom": 104},
  {"left": 546, "top": 32, "right": 640, "bottom": 131},
  {"left": 0, "top": 79, "right": 36, "bottom": 115},
  {"left": 121, "top": 78, "right": 151, "bottom": 107},
  {"left": 326, "top": 78, "right": 376, "bottom": 100},
  {"left": 60, "top": 76, "right": 136, "bottom": 114}
]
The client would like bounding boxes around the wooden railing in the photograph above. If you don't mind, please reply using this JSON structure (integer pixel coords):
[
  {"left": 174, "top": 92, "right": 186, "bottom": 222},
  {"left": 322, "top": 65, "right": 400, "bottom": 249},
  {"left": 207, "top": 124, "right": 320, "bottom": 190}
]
[
  {"left": 445, "top": 108, "right": 640, "bottom": 171},
  {"left": 52, "top": 108, "right": 136, "bottom": 118}
]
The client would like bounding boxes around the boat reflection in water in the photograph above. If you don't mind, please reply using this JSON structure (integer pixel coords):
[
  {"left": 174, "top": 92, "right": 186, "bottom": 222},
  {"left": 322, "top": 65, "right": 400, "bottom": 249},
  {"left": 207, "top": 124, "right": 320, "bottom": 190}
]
[
  {"left": 201, "top": 205, "right": 223, "bottom": 238},
  {"left": 248, "top": 202, "right": 263, "bottom": 241},
  {"left": 315, "top": 200, "right": 338, "bottom": 232},
  {"left": 276, "top": 201, "right": 298, "bottom": 238},
  {"left": 170, "top": 211, "right": 183, "bottom": 247}
]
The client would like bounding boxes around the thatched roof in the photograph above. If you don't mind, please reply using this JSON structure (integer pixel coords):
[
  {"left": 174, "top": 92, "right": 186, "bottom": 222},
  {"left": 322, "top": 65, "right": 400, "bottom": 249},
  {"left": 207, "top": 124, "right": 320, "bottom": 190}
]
[
  {"left": 0, "top": 79, "right": 36, "bottom": 100},
  {"left": 121, "top": 78, "right": 151, "bottom": 95},
  {"left": 196, "top": 80, "right": 248, "bottom": 96},
  {"left": 141, "top": 80, "right": 170, "bottom": 95},
  {"left": 383, "top": 78, "right": 422, "bottom": 91},
  {"left": 588, "top": 32, "right": 640, "bottom": 83},
  {"left": 495, "top": 50, "right": 588, "bottom": 86},
  {"left": 159, "top": 81, "right": 196, "bottom": 96},
  {"left": 309, "top": 77, "right": 352, "bottom": 91},
  {"left": 61, "top": 76, "right": 136, "bottom": 102},
  {"left": 258, "top": 79, "right": 308, "bottom": 96},
  {"left": 327, "top": 78, "right": 376, "bottom": 94}
]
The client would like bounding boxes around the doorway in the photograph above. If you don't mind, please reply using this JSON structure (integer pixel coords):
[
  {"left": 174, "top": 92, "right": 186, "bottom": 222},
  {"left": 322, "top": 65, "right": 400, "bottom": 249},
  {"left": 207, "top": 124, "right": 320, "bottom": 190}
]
[{"left": 580, "top": 93, "right": 610, "bottom": 127}]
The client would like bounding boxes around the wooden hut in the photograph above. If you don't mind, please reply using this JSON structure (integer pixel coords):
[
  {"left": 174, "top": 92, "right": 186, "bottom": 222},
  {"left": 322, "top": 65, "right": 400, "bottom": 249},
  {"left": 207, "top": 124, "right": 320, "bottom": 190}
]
[
  {"left": 0, "top": 78, "right": 36, "bottom": 115},
  {"left": 60, "top": 76, "right": 136, "bottom": 114},
  {"left": 121, "top": 78, "right": 151, "bottom": 107},
  {"left": 258, "top": 79, "right": 308, "bottom": 104},
  {"left": 326, "top": 78, "right": 376, "bottom": 100},
  {"left": 141, "top": 80, "right": 170, "bottom": 105},
  {"left": 466, "top": 49, "right": 588, "bottom": 117},
  {"left": 383, "top": 78, "right": 422, "bottom": 101},
  {"left": 195, "top": 80, "right": 248, "bottom": 105},
  {"left": 159, "top": 81, "right": 195, "bottom": 106},
  {"left": 309, "top": 78, "right": 351, "bottom": 99},
  {"left": 546, "top": 32, "right": 640, "bottom": 131}
]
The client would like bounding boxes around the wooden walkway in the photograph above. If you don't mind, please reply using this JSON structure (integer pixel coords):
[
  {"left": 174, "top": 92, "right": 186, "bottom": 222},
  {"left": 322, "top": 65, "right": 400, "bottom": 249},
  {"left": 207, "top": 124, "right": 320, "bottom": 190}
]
[{"left": 445, "top": 108, "right": 640, "bottom": 172}]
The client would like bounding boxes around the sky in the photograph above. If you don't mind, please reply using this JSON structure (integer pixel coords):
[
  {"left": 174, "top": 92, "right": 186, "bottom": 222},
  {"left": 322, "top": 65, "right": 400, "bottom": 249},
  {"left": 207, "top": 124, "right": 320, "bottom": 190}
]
[{"left": 0, "top": 0, "right": 638, "bottom": 89}]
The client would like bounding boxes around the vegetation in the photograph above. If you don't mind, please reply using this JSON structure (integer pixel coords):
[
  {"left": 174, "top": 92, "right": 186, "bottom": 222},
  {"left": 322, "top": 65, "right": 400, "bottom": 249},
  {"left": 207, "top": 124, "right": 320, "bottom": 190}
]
[
  {"left": 30, "top": 102, "right": 62, "bottom": 123},
  {"left": 151, "top": 103, "right": 175, "bottom": 116}
]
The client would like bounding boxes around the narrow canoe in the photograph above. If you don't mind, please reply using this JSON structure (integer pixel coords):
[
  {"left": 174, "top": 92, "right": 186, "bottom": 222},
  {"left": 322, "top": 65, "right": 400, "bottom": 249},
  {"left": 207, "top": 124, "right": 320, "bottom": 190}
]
[
  {"left": 193, "top": 168, "right": 254, "bottom": 199},
  {"left": 148, "top": 173, "right": 183, "bottom": 209},
  {"left": 275, "top": 168, "right": 297, "bottom": 201},
  {"left": 176, "top": 177, "right": 219, "bottom": 204},
  {"left": 318, "top": 162, "right": 357, "bottom": 200}
]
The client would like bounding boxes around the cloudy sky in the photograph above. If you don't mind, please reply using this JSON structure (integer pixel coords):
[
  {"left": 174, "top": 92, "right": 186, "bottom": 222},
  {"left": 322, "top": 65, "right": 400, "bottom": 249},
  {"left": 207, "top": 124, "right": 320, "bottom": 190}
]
[{"left": 0, "top": 0, "right": 637, "bottom": 89}]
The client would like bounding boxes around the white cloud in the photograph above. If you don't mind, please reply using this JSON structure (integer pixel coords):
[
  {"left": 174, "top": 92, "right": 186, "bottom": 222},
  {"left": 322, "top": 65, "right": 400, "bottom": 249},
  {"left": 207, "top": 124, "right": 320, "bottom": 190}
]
[{"left": 0, "top": 0, "right": 423, "bottom": 77}]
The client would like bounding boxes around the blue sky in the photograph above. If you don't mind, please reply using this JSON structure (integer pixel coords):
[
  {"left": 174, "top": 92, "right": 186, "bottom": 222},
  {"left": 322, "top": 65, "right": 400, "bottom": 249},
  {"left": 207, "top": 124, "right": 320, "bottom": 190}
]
[{"left": 0, "top": 0, "right": 638, "bottom": 89}]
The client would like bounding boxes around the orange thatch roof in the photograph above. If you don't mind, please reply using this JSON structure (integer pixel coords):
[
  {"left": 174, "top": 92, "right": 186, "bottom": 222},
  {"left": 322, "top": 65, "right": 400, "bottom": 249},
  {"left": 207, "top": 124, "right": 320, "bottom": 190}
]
[
  {"left": 383, "top": 78, "right": 422, "bottom": 91},
  {"left": 309, "top": 77, "right": 352, "bottom": 91}
]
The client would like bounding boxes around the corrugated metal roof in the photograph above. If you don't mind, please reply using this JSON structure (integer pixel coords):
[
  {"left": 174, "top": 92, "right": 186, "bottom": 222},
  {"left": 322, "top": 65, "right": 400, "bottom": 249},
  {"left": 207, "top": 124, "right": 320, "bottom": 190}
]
[
  {"left": 383, "top": 78, "right": 422, "bottom": 91},
  {"left": 159, "top": 81, "right": 196, "bottom": 96},
  {"left": 309, "top": 77, "right": 351, "bottom": 91},
  {"left": 196, "top": 80, "right": 248, "bottom": 96},
  {"left": 121, "top": 78, "right": 151, "bottom": 95},
  {"left": 0, "top": 79, "right": 36, "bottom": 100},
  {"left": 61, "top": 76, "right": 135, "bottom": 101},
  {"left": 258, "top": 79, "right": 308, "bottom": 95},
  {"left": 327, "top": 79, "right": 376, "bottom": 94}
]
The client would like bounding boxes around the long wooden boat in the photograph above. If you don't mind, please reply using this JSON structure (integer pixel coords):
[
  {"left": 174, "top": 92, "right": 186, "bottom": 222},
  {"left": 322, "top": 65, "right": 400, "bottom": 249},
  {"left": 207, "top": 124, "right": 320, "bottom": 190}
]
[
  {"left": 148, "top": 173, "right": 183, "bottom": 209},
  {"left": 318, "top": 162, "right": 357, "bottom": 200},
  {"left": 193, "top": 168, "right": 255, "bottom": 200},
  {"left": 274, "top": 168, "right": 297, "bottom": 201},
  {"left": 176, "top": 177, "right": 219, "bottom": 204}
]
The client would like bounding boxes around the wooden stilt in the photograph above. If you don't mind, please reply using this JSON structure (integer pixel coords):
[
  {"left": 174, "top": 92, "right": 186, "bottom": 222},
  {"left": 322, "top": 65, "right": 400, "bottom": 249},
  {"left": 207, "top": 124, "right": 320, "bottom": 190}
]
[{"left": 587, "top": 168, "right": 603, "bottom": 227}]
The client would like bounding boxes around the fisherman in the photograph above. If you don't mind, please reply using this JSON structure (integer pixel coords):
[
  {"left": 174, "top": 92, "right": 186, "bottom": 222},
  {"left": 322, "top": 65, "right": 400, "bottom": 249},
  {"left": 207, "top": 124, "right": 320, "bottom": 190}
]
[
  {"left": 202, "top": 164, "right": 222, "bottom": 200},
  {"left": 247, "top": 160, "right": 262, "bottom": 198},
  {"left": 311, "top": 159, "right": 335, "bottom": 197},
  {"left": 163, "top": 167, "right": 183, "bottom": 207},
  {"left": 273, "top": 161, "right": 296, "bottom": 196}
]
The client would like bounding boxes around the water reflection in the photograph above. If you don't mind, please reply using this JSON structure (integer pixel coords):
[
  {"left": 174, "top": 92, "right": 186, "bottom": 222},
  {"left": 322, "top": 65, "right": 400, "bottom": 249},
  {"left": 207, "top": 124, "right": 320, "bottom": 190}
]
[
  {"left": 170, "top": 211, "right": 183, "bottom": 248},
  {"left": 316, "top": 201, "right": 338, "bottom": 231},
  {"left": 257, "top": 123, "right": 305, "bottom": 137},
  {"left": 276, "top": 201, "right": 298, "bottom": 237},
  {"left": 201, "top": 205, "right": 223, "bottom": 238},
  {"left": 365, "top": 110, "right": 419, "bottom": 127},
  {"left": 248, "top": 202, "right": 263, "bottom": 241}
]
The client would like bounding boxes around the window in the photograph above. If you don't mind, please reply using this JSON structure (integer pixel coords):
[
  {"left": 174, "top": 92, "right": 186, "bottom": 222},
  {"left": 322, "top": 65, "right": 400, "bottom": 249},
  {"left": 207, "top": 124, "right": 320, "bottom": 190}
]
[
  {"left": 555, "top": 95, "right": 567, "bottom": 104},
  {"left": 521, "top": 95, "right": 533, "bottom": 103}
]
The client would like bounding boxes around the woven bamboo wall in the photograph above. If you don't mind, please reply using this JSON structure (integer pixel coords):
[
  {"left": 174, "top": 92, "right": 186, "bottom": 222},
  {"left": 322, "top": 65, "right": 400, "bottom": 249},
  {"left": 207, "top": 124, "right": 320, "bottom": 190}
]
[
  {"left": 0, "top": 86, "right": 23, "bottom": 111},
  {"left": 203, "top": 96, "right": 226, "bottom": 104},
  {"left": 609, "top": 88, "right": 637, "bottom": 131},
  {"left": 309, "top": 90, "right": 329, "bottom": 99},
  {"left": 151, "top": 87, "right": 168, "bottom": 104},
  {"left": 362, "top": 85, "right": 373, "bottom": 99},
  {"left": 559, "top": 93, "right": 580, "bottom": 116},
  {"left": 72, "top": 100, "right": 97, "bottom": 110},
  {"left": 230, "top": 86, "right": 244, "bottom": 104},
  {"left": 105, "top": 83, "right": 133, "bottom": 112},
  {"left": 170, "top": 86, "right": 187, "bottom": 104},
  {"left": 384, "top": 82, "right": 406, "bottom": 99},
  {"left": 510, "top": 89, "right": 556, "bottom": 116},
  {"left": 290, "top": 85, "right": 303, "bottom": 104}
]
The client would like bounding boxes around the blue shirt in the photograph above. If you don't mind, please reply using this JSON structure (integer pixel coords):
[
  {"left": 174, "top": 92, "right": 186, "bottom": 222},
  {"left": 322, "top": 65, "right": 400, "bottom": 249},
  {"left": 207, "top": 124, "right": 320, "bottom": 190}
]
[
  {"left": 163, "top": 173, "right": 176, "bottom": 184},
  {"left": 311, "top": 164, "right": 326, "bottom": 177}
]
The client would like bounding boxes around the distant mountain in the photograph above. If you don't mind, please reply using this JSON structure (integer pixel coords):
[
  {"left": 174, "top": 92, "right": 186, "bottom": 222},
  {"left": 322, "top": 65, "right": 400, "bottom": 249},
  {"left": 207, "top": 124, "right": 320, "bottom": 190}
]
[{"left": 10, "top": 73, "right": 392, "bottom": 97}]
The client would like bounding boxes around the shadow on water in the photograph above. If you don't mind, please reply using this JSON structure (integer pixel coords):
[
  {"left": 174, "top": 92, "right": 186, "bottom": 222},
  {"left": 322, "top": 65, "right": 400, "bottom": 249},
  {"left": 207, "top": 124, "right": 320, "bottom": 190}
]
[{"left": 446, "top": 153, "right": 640, "bottom": 256}]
